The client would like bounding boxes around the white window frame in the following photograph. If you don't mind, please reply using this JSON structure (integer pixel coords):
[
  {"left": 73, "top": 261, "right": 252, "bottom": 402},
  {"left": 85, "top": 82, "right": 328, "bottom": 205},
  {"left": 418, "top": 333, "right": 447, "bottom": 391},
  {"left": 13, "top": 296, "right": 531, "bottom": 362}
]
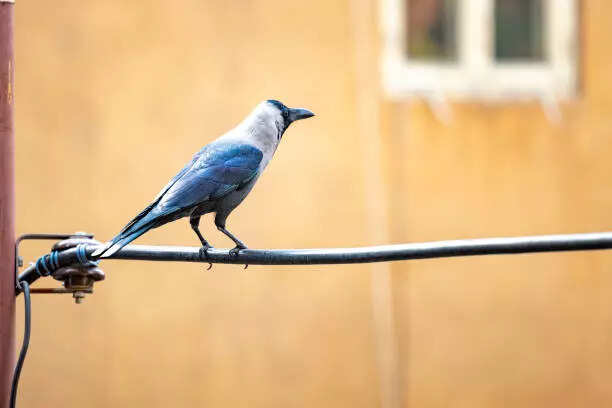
[{"left": 380, "top": 0, "right": 578, "bottom": 101}]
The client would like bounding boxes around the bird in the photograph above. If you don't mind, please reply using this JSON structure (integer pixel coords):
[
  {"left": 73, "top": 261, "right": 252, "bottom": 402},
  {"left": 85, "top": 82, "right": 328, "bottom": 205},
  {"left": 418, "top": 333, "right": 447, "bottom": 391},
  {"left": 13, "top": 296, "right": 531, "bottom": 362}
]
[{"left": 92, "top": 100, "right": 314, "bottom": 260}]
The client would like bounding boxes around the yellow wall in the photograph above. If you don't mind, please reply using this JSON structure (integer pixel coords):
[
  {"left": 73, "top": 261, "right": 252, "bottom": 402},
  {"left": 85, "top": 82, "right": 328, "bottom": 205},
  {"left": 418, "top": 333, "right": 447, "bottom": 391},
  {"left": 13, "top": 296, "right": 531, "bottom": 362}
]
[{"left": 12, "top": 0, "right": 612, "bottom": 407}]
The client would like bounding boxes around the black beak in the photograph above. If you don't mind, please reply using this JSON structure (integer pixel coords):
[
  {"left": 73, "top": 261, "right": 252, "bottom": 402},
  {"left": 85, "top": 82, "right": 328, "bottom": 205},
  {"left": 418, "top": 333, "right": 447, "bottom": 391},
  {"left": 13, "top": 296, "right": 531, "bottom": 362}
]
[{"left": 288, "top": 108, "right": 315, "bottom": 123}]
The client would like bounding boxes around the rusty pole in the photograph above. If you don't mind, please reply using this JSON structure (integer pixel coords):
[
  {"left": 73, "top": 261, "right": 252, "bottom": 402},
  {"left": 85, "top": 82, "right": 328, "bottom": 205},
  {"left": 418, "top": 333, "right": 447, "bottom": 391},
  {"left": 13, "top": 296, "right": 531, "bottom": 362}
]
[{"left": 0, "top": 1, "right": 14, "bottom": 407}]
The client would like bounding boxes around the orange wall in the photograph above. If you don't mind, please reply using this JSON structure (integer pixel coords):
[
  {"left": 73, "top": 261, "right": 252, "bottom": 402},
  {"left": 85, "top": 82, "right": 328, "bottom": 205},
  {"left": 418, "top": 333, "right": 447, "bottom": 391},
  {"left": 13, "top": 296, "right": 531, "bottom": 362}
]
[
  {"left": 15, "top": 1, "right": 379, "bottom": 407},
  {"left": 385, "top": 1, "right": 612, "bottom": 406},
  {"left": 12, "top": 0, "right": 612, "bottom": 407}
]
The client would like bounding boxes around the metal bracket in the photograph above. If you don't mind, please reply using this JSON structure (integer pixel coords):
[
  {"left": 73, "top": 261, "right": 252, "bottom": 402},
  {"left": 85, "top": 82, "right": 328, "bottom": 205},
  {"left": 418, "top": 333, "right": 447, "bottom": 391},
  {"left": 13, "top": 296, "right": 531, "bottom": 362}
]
[{"left": 15, "top": 232, "right": 98, "bottom": 303}]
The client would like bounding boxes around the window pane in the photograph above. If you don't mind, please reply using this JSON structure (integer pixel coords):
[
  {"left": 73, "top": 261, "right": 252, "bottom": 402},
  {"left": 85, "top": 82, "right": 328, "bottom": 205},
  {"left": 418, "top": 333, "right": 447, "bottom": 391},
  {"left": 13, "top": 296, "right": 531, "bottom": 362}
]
[
  {"left": 495, "top": 0, "right": 545, "bottom": 60},
  {"left": 407, "top": 0, "right": 457, "bottom": 61}
]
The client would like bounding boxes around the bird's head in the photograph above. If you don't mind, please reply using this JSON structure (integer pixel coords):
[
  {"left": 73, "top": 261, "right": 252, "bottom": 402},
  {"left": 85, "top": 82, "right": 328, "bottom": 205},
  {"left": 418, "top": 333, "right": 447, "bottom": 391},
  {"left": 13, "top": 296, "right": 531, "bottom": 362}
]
[{"left": 247, "top": 100, "right": 314, "bottom": 141}]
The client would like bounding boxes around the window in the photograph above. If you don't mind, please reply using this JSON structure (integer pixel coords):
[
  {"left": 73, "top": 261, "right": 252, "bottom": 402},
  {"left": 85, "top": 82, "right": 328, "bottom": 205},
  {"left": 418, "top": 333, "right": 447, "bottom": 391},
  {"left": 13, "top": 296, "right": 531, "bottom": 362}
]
[
  {"left": 381, "top": 0, "right": 577, "bottom": 101},
  {"left": 495, "top": 0, "right": 544, "bottom": 61},
  {"left": 407, "top": 0, "right": 458, "bottom": 61}
]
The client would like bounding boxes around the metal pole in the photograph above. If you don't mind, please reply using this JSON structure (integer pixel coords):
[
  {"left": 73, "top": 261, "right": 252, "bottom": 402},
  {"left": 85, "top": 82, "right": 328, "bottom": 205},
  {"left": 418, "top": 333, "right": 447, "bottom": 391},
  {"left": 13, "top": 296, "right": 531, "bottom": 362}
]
[{"left": 0, "top": 1, "right": 14, "bottom": 407}]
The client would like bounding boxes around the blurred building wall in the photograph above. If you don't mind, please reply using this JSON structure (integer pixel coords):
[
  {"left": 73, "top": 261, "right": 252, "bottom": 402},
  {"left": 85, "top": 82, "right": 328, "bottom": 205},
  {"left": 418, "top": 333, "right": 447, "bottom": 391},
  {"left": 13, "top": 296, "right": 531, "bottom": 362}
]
[
  {"left": 382, "top": 1, "right": 612, "bottom": 406},
  {"left": 12, "top": 0, "right": 612, "bottom": 407}
]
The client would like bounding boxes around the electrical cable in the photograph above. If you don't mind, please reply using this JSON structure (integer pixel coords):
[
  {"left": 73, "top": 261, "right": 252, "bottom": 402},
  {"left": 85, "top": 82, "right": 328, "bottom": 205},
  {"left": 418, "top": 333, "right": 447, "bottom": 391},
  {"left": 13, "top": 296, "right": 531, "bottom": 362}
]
[
  {"left": 14, "top": 231, "right": 612, "bottom": 294},
  {"left": 10, "top": 281, "right": 30, "bottom": 408}
]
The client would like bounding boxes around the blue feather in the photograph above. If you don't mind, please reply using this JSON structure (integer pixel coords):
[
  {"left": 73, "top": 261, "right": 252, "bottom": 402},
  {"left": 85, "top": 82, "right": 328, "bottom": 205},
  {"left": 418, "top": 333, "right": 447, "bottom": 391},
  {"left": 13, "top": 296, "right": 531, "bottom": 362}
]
[{"left": 93, "top": 141, "right": 263, "bottom": 258}]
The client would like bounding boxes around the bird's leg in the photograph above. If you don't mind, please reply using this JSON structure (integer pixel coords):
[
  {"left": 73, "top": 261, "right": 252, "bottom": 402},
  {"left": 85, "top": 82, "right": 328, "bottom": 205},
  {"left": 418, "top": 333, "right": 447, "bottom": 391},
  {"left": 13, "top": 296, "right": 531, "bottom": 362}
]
[
  {"left": 217, "top": 226, "right": 247, "bottom": 255},
  {"left": 215, "top": 214, "right": 248, "bottom": 268},
  {"left": 215, "top": 219, "right": 247, "bottom": 255},
  {"left": 190, "top": 215, "right": 213, "bottom": 270}
]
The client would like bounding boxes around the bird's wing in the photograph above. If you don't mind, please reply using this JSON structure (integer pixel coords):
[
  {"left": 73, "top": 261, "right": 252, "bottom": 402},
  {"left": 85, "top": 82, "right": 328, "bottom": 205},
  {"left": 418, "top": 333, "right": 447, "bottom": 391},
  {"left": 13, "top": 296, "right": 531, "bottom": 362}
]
[
  {"left": 114, "top": 151, "right": 202, "bottom": 236},
  {"left": 147, "top": 141, "right": 263, "bottom": 219}
]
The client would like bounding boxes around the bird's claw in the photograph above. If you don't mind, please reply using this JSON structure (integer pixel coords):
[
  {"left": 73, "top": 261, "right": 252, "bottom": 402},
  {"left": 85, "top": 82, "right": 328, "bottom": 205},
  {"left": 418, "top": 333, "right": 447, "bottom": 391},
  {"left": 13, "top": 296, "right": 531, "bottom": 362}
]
[
  {"left": 229, "top": 246, "right": 249, "bottom": 269},
  {"left": 199, "top": 245, "right": 214, "bottom": 271}
]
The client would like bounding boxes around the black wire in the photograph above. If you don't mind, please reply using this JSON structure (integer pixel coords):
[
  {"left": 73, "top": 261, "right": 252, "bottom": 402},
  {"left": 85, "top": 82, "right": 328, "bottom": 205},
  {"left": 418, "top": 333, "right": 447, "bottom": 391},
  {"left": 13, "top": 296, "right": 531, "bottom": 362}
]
[
  {"left": 10, "top": 281, "right": 30, "bottom": 408},
  {"left": 14, "top": 232, "right": 612, "bottom": 293}
]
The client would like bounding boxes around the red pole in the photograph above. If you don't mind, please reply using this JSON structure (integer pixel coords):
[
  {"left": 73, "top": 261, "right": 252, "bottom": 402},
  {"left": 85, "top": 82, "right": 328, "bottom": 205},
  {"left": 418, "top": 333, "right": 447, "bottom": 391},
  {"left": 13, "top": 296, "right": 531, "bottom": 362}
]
[{"left": 0, "top": 1, "right": 14, "bottom": 407}]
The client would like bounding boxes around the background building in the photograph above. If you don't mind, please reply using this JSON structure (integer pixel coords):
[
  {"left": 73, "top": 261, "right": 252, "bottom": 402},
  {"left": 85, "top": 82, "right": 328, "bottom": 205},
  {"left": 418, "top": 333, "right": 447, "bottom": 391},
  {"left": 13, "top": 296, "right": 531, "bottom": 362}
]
[{"left": 14, "top": 0, "right": 612, "bottom": 406}]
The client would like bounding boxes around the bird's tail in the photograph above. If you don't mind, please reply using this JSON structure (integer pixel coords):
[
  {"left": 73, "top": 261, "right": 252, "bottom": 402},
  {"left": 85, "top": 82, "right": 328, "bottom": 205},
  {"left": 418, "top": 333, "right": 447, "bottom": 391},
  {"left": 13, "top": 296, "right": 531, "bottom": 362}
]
[
  {"left": 92, "top": 226, "right": 152, "bottom": 258},
  {"left": 92, "top": 201, "right": 165, "bottom": 258}
]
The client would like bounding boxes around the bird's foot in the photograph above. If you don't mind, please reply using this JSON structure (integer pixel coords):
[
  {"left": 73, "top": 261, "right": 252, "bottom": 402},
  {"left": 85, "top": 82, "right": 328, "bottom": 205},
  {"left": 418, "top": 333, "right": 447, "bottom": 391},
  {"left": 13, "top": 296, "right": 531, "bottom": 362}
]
[
  {"left": 199, "top": 245, "right": 214, "bottom": 270},
  {"left": 229, "top": 244, "right": 247, "bottom": 257},
  {"left": 228, "top": 245, "right": 248, "bottom": 269}
]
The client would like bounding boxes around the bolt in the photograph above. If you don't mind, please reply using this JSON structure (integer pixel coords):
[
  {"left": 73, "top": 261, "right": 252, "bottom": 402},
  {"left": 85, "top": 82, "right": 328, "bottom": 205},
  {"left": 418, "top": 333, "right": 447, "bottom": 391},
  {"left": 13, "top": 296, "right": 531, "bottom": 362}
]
[{"left": 73, "top": 291, "right": 85, "bottom": 304}]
